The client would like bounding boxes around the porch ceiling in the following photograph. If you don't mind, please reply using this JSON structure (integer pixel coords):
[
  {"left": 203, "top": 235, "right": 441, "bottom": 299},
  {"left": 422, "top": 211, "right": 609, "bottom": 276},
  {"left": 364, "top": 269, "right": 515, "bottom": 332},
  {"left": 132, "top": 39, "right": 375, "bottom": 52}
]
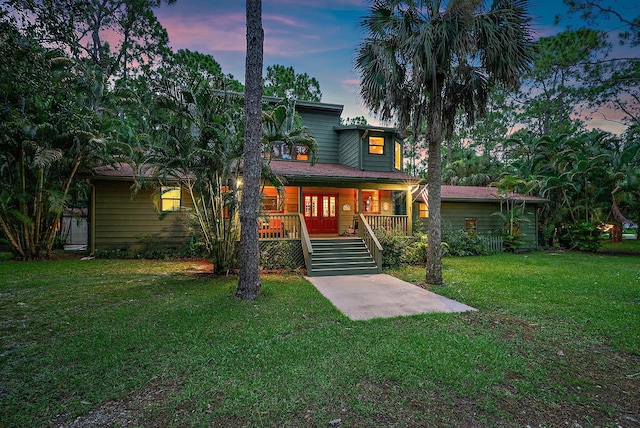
[{"left": 269, "top": 160, "right": 423, "bottom": 185}]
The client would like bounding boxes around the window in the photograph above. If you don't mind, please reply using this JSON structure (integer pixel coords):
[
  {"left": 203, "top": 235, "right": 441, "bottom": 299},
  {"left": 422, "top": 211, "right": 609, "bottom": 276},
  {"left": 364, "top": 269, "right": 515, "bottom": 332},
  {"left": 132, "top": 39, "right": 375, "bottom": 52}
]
[
  {"left": 465, "top": 218, "right": 477, "bottom": 235},
  {"left": 368, "top": 136, "right": 384, "bottom": 155},
  {"left": 362, "top": 190, "right": 380, "bottom": 213},
  {"left": 394, "top": 141, "right": 402, "bottom": 170},
  {"left": 261, "top": 189, "right": 282, "bottom": 212},
  {"left": 270, "top": 143, "right": 310, "bottom": 161},
  {"left": 419, "top": 202, "right": 428, "bottom": 218},
  {"left": 295, "top": 145, "right": 309, "bottom": 161},
  {"left": 161, "top": 186, "right": 181, "bottom": 211}
]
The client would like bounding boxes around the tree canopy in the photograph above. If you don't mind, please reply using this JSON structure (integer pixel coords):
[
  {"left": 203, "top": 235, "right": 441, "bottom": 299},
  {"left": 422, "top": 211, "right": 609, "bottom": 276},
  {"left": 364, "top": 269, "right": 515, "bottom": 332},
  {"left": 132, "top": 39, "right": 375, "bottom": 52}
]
[
  {"left": 263, "top": 64, "right": 322, "bottom": 102},
  {"left": 357, "top": 0, "right": 534, "bottom": 284}
]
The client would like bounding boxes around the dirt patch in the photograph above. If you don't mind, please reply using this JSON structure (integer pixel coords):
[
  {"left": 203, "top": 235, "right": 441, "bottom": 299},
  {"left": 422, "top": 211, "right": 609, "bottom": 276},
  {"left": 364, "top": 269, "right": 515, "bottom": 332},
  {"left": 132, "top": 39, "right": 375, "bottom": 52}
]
[{"left": 56, "top": 378, "right": 180, "bottom": 427}]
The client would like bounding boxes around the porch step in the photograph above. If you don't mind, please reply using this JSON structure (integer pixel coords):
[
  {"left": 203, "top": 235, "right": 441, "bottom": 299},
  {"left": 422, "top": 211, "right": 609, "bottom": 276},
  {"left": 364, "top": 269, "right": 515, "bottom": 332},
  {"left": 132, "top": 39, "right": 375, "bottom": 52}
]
[{"left": 309, "top": 238, "right": 379, "bottom": 276}]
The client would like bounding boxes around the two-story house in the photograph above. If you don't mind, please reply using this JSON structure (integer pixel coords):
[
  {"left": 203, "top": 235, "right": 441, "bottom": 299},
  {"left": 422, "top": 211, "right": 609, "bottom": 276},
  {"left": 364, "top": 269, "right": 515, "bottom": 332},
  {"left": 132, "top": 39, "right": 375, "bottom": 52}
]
[{"left": 87, "top": 99, "right": 423, "bottom": 275}]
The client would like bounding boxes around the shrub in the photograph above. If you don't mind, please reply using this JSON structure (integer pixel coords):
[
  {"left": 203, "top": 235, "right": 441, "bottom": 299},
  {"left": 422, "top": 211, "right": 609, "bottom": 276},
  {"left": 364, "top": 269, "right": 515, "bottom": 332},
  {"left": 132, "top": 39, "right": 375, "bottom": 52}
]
[
  {"left": 442, "top": 226, "right": 489, "bottom": 256},
  {"left": 374, "top": 228, "right": 415, "bottom": 269},
  {"left": 558, "top": 222, "right": 603, "bottom": 252},
  {"left": 404, "top": 232, "right": 428, "bottom": 265}
]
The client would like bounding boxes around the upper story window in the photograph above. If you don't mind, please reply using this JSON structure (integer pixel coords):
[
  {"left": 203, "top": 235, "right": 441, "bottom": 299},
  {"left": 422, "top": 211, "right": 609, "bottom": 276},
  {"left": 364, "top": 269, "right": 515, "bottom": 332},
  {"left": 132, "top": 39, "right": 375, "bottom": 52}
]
[
  {"left": 368, "top": 136, "right": 384, "bottom": 155},
  {"left": 270, "top": 143, "right": 310, "bottom": 161},
  {"left": 161, "top": 186, "right": 181, "bottom": 211},
  {"left": 394, "top": 141, "right": 402, "bottom": 170}
]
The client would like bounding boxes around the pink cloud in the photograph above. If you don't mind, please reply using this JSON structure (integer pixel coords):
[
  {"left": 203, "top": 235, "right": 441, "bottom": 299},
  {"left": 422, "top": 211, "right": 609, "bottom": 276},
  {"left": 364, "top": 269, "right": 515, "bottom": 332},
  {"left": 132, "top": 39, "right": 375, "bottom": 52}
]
[
  {"left": 159, "top": 12, "right": 246, "bottom": 52},
  {"left": 268, "top": 0, "right": 365, "bottom": 8},
  {"left": 263, "top": 13, "right": 307, "bottom": 29}
]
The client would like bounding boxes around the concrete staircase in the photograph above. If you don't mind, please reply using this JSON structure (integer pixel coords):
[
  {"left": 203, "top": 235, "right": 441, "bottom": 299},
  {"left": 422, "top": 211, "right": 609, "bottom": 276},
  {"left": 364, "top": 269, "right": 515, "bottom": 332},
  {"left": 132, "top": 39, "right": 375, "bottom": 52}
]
[{"left": 309, "top": 238, "right": 379, "bottom": 276}]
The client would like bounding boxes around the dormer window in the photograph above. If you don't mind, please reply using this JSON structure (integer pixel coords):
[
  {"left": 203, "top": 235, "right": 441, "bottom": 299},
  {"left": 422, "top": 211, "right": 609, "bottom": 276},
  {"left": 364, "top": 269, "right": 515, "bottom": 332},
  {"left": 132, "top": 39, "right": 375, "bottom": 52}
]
[
  {"left": 368, "top": 136, "right": 384, "bottom": 155},
  {"left": 270, "top": 143, "right": 310, "bottom": 161},
  {"left": 394, "top": 141, "right": 402, "bottom": 170}
]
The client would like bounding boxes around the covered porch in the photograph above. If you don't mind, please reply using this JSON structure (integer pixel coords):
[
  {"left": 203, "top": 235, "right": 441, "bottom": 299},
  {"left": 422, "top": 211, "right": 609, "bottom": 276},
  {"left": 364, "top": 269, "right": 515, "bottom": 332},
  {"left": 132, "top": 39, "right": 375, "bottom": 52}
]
[{"left": 258, "top": 160, "right": 424, "bottom": 275}]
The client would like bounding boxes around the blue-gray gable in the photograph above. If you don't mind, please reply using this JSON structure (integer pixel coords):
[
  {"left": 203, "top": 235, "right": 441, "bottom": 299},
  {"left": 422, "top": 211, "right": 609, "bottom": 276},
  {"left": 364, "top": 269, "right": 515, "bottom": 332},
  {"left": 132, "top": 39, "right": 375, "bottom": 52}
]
[
  {"left": 297, "top": 108, "right": 342, "bottom": 164},
  {"left": 292, "top": 100, "right": 404, "bottom": 173},
  {"left": 362, "top": 131, "right": 395, "bottom": 172},
  {"left": 338, "top": 129, "right": 360, "bottom": 168}
]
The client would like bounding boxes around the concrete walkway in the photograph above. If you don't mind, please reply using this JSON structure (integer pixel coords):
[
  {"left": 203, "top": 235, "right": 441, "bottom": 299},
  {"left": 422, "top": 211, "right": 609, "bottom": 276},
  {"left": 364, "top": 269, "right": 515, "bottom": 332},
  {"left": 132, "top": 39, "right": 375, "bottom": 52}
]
[{"left": 306, "top": 273, "right": 476, "bottom": 321}]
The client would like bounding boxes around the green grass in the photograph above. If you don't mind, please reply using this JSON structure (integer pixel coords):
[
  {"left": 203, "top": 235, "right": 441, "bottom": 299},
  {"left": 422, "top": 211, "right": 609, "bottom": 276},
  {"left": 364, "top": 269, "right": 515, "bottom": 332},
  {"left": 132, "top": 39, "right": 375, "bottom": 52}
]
[
  {"left": 1, "top": 254, "right": 639, "bottom": 427},
  {"left": 601, "top": 237, "right": 640, "bottom": 253}
]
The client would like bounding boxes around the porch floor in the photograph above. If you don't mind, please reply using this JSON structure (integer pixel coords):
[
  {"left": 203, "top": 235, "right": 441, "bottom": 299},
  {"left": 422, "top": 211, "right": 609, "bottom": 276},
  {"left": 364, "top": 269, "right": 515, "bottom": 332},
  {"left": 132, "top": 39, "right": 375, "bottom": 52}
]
[{"left": 306, "top": 273, "right": 476, "bottom": 320}]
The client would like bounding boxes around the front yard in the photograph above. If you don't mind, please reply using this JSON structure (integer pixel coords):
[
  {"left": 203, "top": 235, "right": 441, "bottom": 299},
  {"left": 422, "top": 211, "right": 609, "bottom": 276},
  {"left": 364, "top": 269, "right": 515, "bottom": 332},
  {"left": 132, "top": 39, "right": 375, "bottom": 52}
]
[{"left": 1, "top": 252, "right": 638, "bottom": 427}]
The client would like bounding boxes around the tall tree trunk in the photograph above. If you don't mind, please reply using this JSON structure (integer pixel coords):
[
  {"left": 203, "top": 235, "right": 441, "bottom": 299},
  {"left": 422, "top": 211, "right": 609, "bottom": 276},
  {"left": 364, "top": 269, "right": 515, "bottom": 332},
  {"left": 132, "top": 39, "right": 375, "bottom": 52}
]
[
  {"left": 237, "top": 0, "right": 263, "bottom": 300},
  {"left": 426, "top": 99, "right": 443, "bottom": 285}
]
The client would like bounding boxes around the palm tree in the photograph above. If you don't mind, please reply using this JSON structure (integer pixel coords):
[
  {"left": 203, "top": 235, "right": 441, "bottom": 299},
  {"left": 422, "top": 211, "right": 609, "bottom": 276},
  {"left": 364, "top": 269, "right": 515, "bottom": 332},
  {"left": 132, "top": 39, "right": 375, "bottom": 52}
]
[
  {"left": 149, "top": 67, "right": 245, "bottom": 275},
  {"left": 356, "top": 0, "right": 533, "bottom": 284}
]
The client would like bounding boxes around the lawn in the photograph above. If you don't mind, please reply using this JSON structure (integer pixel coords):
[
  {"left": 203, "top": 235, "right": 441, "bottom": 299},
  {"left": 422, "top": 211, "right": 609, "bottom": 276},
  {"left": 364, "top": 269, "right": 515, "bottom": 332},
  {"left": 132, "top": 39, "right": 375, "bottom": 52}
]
[
  {"left": 1, "top": 252, "right": 638, "bottom": 427},
  {"left": 601, "top": 237, "right": 640, "bottom": 254}
]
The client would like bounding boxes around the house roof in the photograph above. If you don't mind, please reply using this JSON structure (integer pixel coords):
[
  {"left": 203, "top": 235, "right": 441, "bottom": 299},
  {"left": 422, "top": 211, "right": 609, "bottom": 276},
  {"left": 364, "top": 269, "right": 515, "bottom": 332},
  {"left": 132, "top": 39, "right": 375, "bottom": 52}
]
[
  {"left": 269, "top": 160, "right": 423, "bottom": 185},
  {"left": 88, "top": 161, "right": 423, "bottom": 186},
  {"left": 413, "top": 185, "right": 548, "bottom": 204},
  {"left": 89, "top": 163, "right": 164, "bottom": 179}
]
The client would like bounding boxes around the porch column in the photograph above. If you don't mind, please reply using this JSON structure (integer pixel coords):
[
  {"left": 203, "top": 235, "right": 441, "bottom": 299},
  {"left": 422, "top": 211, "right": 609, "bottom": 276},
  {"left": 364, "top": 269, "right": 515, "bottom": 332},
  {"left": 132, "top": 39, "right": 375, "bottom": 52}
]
[
  {"left": 406, "top": 187, "right": 413, "bottom": 235},
  {"left": 298, "top": 186, "right": 304, "bottom": 214},
  {"left": 356, "top": 188, "right": 363, "bottom": 237}
]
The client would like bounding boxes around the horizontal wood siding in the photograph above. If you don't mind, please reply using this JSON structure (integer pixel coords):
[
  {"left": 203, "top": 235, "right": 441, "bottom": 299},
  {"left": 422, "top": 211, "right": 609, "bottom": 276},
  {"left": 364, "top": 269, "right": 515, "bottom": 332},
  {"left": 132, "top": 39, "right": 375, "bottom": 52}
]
[
  {"left": 362, "top": 134, "right": 393, "bottom": 172},
  {"left": 414, "top": 201, "right": 539, "bottom": 248},
  {"left": 94, "top": 181, "right": 191, "bottom": 250},
  {"left": 338, "top": 130, "right": 360, "bottom": 168},
  {"left": 298, "top": 110, "right": 340, "bottom": 164},
  {"left": 441, "top": 202, "right": 503, "bottom": 235}
]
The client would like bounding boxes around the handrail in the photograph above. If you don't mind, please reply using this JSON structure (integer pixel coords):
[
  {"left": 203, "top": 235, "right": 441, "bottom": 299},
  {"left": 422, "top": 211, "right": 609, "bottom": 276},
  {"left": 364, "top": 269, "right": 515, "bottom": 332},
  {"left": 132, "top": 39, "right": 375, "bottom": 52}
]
[
  {"left": 363, "top": 215, "right": 408, "bottom": 235},
  {"left": 358, "top": 213, "right": 383, "bottom": 273},
  {"left": 298, "top": 213, "right": 313, "bottom": 274}
]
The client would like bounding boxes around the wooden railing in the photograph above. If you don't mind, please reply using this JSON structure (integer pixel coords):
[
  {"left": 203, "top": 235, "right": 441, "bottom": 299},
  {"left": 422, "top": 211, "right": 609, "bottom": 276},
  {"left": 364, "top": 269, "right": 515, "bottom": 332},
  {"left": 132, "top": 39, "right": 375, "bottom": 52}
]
[
  {"left": 362, "top": 215, "right": 408, "bottom": 235},
  {"left": 258, "top": 213, "right": 300, "bottom": 239},
  {"left": 358, "top": 214, "right": 383, "bottom": 273},
  {"left": 298, "top": 213, "right": 313, "bottom": 274}
]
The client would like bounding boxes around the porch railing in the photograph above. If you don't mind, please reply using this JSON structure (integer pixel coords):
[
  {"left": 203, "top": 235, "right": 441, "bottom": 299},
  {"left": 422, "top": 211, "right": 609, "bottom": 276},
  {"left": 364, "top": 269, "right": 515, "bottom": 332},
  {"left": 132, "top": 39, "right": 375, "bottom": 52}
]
[
  {"left": 362, "top": 215, "right": 408, "bottom": 235},
  {"left": 258, "top": 213, "right": 300, "bottom": 239},
  {"left": 298, "top": 213, "right": 313, "bottom": 274},
  {"left": 358, "top": 213, "right": 383, "bottom": 273}
]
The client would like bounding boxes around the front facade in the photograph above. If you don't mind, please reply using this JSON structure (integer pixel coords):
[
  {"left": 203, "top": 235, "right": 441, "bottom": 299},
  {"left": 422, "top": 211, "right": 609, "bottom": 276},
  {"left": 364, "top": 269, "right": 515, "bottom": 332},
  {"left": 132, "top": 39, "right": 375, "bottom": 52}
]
[{"left": 87, "top": 99, "right": 422, "bottom": 275}]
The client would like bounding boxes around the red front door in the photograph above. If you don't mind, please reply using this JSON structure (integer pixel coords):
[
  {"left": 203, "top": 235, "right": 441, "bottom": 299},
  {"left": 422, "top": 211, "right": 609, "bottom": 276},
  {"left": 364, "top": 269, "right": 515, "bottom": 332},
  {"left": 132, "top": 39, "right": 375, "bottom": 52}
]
[{"left": 303, "top": 193, "right": 338, "bottom": 234}]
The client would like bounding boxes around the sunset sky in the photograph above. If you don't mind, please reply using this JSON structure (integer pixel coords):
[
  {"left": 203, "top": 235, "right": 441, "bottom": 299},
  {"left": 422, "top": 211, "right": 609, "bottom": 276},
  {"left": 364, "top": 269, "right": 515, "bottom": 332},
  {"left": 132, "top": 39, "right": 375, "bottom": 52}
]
[{"left": 155, "top": 0, "right": 638, "bottom": 134}]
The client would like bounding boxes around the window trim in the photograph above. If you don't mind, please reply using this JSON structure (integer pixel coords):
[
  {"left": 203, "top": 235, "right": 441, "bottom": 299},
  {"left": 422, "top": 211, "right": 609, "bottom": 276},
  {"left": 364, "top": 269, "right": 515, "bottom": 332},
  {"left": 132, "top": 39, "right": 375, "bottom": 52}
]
[
  {"left": 361, "top": 189, "right": 380, "bottom": 213},
  {"left": 464, "top": 217, "right": 478, "bottom": 235},
  {"left": 368, "top": 136, "right": 385, "bottom": 155},
  {"left": 419, "top": 202, "right": 428, "bottom": 218},
  {"left": 160, "top": 186, "right": 181, "bottom": 212},
  {"left": 394, "top": 141, "right": 402, "bottom": 170},
  {"left": 261, "top": 189, "right": 284, "bottom": 213}
]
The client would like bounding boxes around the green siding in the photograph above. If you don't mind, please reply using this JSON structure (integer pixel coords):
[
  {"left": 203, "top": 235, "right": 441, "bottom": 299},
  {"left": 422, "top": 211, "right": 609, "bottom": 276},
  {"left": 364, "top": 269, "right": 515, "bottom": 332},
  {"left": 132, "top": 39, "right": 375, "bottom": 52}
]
[
  {"left": 94, "top": 181, "right": 191, "bottom": 250},
  {"left": 338, "top": 130, "right": 360, "bottom": 168},
  {"left": 362, "top": 134, "right": 393, "bottom": 172},
  {"left": 298, "top": 110, "right": 341, "bottom": 164},
  {"left": 414, "top": 201, "right": 539, "bottom": 249}
]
